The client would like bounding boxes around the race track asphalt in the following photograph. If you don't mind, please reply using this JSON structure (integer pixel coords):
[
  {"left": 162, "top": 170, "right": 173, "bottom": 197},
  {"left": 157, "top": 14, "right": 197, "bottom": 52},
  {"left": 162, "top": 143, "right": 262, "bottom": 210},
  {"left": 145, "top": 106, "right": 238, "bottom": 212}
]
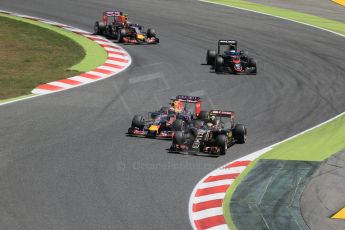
[{"left": 1, "top": 0, "right": 345, "bottom": 229}]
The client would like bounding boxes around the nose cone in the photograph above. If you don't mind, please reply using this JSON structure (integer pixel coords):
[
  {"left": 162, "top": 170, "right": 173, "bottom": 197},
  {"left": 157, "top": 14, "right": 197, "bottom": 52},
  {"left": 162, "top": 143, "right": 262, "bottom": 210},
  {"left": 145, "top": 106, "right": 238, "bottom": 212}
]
[
  {"left": 148, "top": 125, "right": 159, "bottom": 132},
  {"left": 137, "top": 34, "right": 144, "bottom": 40}
]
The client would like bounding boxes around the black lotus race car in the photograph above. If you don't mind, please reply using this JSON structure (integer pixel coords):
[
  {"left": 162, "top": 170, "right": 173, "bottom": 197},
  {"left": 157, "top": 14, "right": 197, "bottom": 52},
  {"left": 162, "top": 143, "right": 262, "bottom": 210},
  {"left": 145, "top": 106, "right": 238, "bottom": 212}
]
[
  {"left": 94, "top": 10, "right": 159, "bottom": 44},
  {"left": 170, "top": 110, "right": 247, "bottom": 155},
  {"left": 206, "top": 40, "right": 257, "bottom": 75}
]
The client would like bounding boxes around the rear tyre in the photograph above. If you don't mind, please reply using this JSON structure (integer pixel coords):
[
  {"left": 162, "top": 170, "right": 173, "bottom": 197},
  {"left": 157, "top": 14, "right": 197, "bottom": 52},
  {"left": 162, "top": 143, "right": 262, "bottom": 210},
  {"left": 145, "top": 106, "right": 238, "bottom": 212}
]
[
  {"left": 206, "top": 50, "right": 216, "bottom": 65},
  {"left": 132, "top": 115, "right": 145, "bottom": 129},
  {"left": 193, "top": 119, "right": 204, "bottom": 128},
  {"left": 215, "top": 55, "right": 224, "bottom": 73},
  {"left": 198, "top": 111, "right": 209, "bottom": 121},
  {"left": 116, "top": 29, "right": 127, "bottom": 43},
  {"left": 216, "top": 135, "right": 227, "bottom": 155},
  {"left": 189, "top": 128, "right": 198, "bottom": 138},
  {"left": 94, "top": 21, "right": 105, "bottom": 35},
  {"left": 171, "top": 119, "right": 185, "bottom": 131},
  {"left": 233, "top": 124, "right": 247, "bottom": 144}
]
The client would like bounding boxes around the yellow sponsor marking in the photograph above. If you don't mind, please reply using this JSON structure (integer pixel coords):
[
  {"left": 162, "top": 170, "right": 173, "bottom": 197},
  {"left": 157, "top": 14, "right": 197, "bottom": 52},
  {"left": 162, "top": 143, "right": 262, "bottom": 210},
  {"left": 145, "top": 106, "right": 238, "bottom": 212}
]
[
  {"left": 332, "top": 0, "right": 345, "bottom": 7},
  {"left": 148, "top": 125, "right": 159, "bottom": 132},
  {"left": 332, "top": 207, "right": 345, "bottom": 219}
]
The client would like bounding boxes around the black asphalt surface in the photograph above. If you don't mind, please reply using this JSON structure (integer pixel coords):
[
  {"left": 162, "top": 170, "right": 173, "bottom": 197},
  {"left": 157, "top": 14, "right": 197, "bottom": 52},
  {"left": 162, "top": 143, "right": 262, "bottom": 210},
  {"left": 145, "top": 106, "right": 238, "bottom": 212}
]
[{"left": 1, "top": 0, "right": 345, "bottom": 229}]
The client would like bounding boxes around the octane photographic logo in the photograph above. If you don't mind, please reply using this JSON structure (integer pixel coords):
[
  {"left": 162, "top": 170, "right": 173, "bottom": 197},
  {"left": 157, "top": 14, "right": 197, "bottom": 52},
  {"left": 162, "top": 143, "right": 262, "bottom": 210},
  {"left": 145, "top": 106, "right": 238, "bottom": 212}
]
[{"left": 116, "top": 160, "right": 218, "bottom": 172}]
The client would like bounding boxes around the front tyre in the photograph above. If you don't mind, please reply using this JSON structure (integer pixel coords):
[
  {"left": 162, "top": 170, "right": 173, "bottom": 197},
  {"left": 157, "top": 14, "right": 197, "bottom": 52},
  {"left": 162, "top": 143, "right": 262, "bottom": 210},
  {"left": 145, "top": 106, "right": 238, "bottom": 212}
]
[
  {"left": 233, "top": 124, "right": 247, "bottom": 144},
  {"left": 173, "top": 131, "right": 186, "bottom": 145},
  {"left": 132, "top": 114, "right": 145, "bottom": 129},
  {"left": 248, "top": 58, "right": 257, "bottom": 75},
  {"left": 147, "top": 28, "right": 156, "bottom": 38},
  {"left": 216, "top": 135, "right": 227, "bottom": 155},
  {"left": 215, "top": 55, "right": 224, "bottom": 73}
]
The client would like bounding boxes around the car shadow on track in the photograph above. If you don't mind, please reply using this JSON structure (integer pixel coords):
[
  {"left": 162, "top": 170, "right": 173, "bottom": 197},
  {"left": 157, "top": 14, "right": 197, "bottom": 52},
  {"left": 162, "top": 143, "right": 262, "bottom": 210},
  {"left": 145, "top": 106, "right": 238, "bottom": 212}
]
[
  {"left": 125, "top": 133, "right": 172, "bottom": 141},
  {"left": 166, "top": 149, "right": 220, "bottom": 158}
]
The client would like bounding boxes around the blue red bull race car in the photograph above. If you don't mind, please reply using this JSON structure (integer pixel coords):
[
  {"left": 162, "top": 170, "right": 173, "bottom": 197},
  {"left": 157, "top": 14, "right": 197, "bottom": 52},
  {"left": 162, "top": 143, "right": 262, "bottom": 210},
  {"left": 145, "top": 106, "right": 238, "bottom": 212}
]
[
  {"left": 94, "top": 10, "right": 159, "bottom": 44},
  {"left": 127, "top": 95, "right": 206, "bottom": 139}
]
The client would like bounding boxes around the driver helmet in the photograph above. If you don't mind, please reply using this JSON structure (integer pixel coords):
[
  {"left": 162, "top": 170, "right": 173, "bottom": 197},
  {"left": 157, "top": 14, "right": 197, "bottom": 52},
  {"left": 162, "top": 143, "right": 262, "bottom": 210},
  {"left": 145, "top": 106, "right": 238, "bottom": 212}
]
[
  {"left": 229, "top": 50, "right": 236, "bottom": 55},
  {"left": 173, "top": 100, "right": 183, "bottom": 113},
  {"left": 209, "top": 115, "right": 216, "bottom": 122},
  {"left": 118, "top": 12, "right": 126, "bottom": 24},
  {"left": 168, "top": 107, "right": 175, "bottom": 114},
  {"left": 213, "top": 118, "right": 220, "bottom": 126}
]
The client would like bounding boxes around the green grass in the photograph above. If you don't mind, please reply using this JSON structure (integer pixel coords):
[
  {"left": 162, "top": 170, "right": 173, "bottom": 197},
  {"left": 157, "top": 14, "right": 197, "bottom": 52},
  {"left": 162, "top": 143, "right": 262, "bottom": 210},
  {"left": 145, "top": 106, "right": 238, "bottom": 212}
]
[
  {"left": 223, "top": 114, "right": 345, "bottom": 229},
  {"left": 0, "top": 13, "right": 107, "bottom": 100},
  {"left": 201, "top": 0, "right": 345, "bottom": 229},
  {"left": 264, "top": 115, "right": 345, "bottom": 161},
  {"left": 205, "top": 0, "right": 345, "bottom": 35}
]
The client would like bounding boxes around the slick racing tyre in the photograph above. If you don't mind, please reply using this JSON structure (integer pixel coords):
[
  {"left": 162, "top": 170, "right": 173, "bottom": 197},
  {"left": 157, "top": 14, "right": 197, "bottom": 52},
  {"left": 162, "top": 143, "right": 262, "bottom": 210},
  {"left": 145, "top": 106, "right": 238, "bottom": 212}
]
[
  {"left": 193, "top": 119, "right": 204, "bottom": 129},
  {"left": 233, "top": 124, "right": 247, "bottom": 144},
  {"left": 198, "top": 111, "right": 209, "bottom": 121},
  {"left": 94, "top": 21, "right": 105, "bottom": 35},
  {"left": 215, "top": 55, "right": 224, "bottom": 73},
  {"left": 206, "top": 50, "right": 216, "bottom": 65},
  {"left": 216, "top": 135, "right": 227, "bottom": 155},
  {"left": 132, "top": 115, "right": 145, "bottom": 129},
  {"left": 116, "top": 29, "right": 127, "bottom": 43},
  {"left": 171, "top": 119, "right": 185, "bottom": 131},
  {"left": 248, "top": 58, "right": 257, "bottom": 74},
  {"left": 173, "top": 131, "right": 186, "bottom": 145},
  {"left": 147, "top": 28, "right": 156, "bottom": 38}
]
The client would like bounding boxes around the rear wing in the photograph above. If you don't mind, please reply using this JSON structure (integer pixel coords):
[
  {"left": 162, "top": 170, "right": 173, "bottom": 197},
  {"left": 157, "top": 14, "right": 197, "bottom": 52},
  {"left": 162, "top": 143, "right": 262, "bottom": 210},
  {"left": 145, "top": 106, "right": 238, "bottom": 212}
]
[
  {"left": 218, "top": 40, "right": 237, "bottom": 45},
  {"left": 104, "top": 11, "right": 122, "bottom": 16},
  {"left": 175, "top": 95, "right": 201, "bottom": 103},
  {"left": 218, "top": 40, "right": 238, "bottom": 53},
  {"left": 209, "top": 110, "right": 235, "bottom": 118}
]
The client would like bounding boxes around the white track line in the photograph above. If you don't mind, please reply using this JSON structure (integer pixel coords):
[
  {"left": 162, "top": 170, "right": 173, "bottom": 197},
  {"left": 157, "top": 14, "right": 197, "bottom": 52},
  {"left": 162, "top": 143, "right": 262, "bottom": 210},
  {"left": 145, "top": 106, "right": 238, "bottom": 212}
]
[
  {"left": 193, "top": 207, "right": 224, "bottom": 220},
  {"left": 198, "top": 180, "right": 235, "bottom": 189}
]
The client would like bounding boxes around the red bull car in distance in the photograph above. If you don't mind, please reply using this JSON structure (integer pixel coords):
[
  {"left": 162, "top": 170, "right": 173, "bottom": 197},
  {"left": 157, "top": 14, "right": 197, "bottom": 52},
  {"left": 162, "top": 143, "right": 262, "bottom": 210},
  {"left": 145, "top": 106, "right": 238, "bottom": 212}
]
[
  {"left": 94, "top": 10, "right": 159, "bottom": 44},
  {"left": 127, "top": 95, "right": 205, "bottom": 139}
]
